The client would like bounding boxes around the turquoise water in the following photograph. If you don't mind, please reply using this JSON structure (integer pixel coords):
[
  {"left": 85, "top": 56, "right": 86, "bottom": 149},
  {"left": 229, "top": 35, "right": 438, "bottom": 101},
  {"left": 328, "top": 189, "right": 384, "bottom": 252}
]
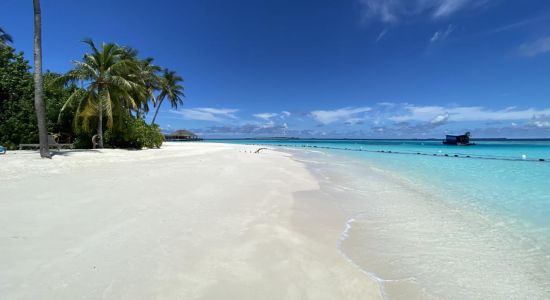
[
  {"left": 209, "top": 139, "right": 550, "bottom": 230},
  {"left": 207, "top": 139, "right": 550, "bottom": 298}
]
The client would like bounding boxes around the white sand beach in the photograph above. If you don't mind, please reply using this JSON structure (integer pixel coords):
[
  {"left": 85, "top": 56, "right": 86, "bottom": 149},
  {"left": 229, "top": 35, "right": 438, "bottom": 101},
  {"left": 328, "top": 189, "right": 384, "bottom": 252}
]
[{"left": 0, "top": 142, "right": 382, "bottom": 300}]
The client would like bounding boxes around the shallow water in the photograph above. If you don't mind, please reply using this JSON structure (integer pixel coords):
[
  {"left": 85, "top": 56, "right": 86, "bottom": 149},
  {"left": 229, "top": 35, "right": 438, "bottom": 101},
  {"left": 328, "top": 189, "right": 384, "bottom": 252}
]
[{"left": 207, "top": 139, "right": 550, "bottom": 299}]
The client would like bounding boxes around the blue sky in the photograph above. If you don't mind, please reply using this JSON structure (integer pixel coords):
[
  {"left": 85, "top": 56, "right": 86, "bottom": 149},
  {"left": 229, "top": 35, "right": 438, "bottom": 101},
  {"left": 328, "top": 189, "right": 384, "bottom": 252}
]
[{"left": 2, "top": 0, "right": 550, "bottom": 138}]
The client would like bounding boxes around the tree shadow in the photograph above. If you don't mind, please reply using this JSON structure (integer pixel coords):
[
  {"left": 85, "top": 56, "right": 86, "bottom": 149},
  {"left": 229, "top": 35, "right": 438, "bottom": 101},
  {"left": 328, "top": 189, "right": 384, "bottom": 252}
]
[{"left": 50, "top": 149, "right": 101, "bottom": 157}]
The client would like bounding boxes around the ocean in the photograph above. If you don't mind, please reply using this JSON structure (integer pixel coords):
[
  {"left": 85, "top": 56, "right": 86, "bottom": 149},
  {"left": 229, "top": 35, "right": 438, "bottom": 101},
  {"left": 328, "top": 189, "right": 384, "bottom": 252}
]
[{"left": 208, "top": 139, "right": 550, "bottom": 299}]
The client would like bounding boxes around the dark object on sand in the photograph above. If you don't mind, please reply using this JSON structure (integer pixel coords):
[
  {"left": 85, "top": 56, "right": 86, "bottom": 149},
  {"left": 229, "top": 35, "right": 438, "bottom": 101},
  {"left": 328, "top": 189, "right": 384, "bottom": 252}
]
[
  {"left": 254, "top": 147, "right": 268, "bottom": 154},
  {"left": 443, "top": 132, "right": 475, "bottom": 146}
]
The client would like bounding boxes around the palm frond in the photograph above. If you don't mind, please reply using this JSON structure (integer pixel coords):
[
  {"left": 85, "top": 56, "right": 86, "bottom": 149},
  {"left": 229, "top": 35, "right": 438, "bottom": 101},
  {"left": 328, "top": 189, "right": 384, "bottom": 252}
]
[{"left": 0, "top": 27, "right": 13, "bottom": 44}]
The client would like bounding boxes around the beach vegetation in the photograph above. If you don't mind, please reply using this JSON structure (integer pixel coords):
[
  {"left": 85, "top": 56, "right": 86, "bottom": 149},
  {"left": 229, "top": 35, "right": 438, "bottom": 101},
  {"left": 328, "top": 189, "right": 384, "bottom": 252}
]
[
  {"left": 105, "top": 113, "right": 164, "bottom": 149},
  {"left": 58, "top": 39, "right": 146, "bottom": 148},
  {"left": 0, "top": 47, "right": 80, "bottom": 149},
  {"left": 0, "top": 45, "right": 36, "bottom": 149},
  {"left": 0, "top": 33, "right": 183, "bottom": 150},
  {"left": 56, "top": 39, "right": 175, "bottom": 149},
  {"left": 151, "top": 69, "right": 184, "bottom": 125}
]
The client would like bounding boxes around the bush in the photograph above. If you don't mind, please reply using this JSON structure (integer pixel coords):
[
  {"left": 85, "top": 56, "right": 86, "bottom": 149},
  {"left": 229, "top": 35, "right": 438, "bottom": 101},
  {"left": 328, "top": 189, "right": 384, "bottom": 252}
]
[
  {"left": 104, "top": 115, "right": 164, "bottom": 149},
  {"left": 73, "top": 130, "right": 94, "bottom": 149},
  {"left": 0, "top": 46, "right": 37, "bottom": 149},
  {"left": 144, "top": 124, "right": 165, "bottom": 149}
]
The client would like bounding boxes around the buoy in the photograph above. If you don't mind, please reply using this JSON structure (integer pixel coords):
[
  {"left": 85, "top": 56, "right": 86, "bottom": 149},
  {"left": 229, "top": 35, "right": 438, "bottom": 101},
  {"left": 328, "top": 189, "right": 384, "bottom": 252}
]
[{"left": 522, "top": 154, "right": 527, "bottom": 160}]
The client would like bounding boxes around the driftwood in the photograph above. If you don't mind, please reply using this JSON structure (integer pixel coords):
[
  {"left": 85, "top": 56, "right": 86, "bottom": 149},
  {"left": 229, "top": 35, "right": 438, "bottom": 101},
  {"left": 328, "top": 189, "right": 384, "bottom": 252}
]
[{"left": 254, "top": 147, "right": 268, "bottom": 154}]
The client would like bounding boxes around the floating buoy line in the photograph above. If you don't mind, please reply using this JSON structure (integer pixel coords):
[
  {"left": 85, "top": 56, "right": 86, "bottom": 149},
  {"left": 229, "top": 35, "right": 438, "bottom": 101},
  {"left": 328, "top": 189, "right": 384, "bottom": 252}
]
[{"left": 245, "top": 143, "right": 549, "bottom": 163}]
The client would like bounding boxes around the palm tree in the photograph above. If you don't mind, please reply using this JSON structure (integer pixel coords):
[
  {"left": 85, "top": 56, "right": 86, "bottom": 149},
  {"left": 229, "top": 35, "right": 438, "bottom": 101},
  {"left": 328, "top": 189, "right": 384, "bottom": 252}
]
[
  {"left": 0, "top": 27, "right": 13, "bottom": 46},
  {"left": 59, "top": 39, "right": 143, "bottom": 148},
  {"left": 33, "top": 0, "right": 50, "bottom": 158},
  {"left": 151, "top": 69, "right": 184, "bottom": 125},
  {"left": 134, "top": 57, "right": 162, "bottom": 118}
]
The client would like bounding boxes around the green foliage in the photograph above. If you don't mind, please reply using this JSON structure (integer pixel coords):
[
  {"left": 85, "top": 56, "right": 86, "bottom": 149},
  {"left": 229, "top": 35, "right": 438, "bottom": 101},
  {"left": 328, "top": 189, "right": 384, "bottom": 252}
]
[
  {"left": 59, "top": 40, "right": 147, "bottom": 132},
  {"left": 151, "top": 69, "right": 184, "bottom": 125},
  {"left": 44, "top": 72, "right": 78, "bottom": 134},
  {"left": 0, "top": 40, "right": 176, "bottom": 150},
  {"left": 0, "top": 46, "right": 36, "bottom": 149},
  {"left": 0, "top": 47, "right": 80, "bottom": 149},
  {"left": 72, "top": 129, "right": 94, "bottom": 149},
  {"left": 104, "top": 114, "right": 163, "bottom": 149}
]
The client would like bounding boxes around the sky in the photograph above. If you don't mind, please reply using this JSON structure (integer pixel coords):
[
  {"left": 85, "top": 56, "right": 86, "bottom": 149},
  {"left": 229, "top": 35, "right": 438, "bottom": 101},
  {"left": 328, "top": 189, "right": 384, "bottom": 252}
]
[{"left": 2, "top": 0, "right": 550, "bottom": 138}]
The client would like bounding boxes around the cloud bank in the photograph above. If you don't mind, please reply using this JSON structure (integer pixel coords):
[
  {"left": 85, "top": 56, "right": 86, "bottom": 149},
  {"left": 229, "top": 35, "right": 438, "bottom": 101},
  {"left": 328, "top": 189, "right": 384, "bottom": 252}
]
[
  {"left": 310, "top": 107, "right": 371, "bottom": 124},
  {"left": 168, "top": 103, "right": 550, "bottom": 138},
  {"left": 170, "top": 107, "right": 239, "bottom": 122}
]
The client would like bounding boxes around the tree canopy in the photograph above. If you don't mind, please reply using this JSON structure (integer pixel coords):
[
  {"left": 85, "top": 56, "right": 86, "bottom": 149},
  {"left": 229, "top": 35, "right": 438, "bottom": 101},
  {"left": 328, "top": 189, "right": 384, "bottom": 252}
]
[{"left": 0, "top": 37, "right": 185, "bottom": 150}]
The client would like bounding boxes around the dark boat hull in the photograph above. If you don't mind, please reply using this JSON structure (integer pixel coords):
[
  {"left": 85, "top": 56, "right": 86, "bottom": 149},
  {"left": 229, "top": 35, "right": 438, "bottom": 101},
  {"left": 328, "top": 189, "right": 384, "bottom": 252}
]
[{"left": 442, "top": 142, "right": 476, "bottom": 146}]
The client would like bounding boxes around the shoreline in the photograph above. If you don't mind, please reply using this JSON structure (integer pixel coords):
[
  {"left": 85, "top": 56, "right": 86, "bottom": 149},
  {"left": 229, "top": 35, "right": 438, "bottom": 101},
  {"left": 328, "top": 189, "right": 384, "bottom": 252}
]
[
  {"left": 0, "top": 142, "right": 383, "bottom": 299},
  {"left": 3, "top": 142, "right": 548, "bottom": 299},
  {"left": 285, "top": 146, "right": 550, "bottom": 299}
]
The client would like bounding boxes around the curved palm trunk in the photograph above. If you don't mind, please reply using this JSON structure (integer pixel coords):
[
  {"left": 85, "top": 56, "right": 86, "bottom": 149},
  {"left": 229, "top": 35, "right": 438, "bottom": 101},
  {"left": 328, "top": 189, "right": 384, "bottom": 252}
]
[
  {"left": 33, "top": 0, "right": 50, "bottom": 158},
  {"left": 151, "top": 98, "right": 164, "bottom": 125}
]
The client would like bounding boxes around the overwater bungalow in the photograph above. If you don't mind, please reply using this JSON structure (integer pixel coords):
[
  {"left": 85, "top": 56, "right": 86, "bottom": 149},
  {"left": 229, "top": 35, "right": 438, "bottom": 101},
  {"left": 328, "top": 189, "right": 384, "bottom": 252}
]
[
  {"left": 164, "top": 130, "right": 202, "bottom": 141},
  {"left": 443, "top": 132, "right": 475, "bottom": 146}
]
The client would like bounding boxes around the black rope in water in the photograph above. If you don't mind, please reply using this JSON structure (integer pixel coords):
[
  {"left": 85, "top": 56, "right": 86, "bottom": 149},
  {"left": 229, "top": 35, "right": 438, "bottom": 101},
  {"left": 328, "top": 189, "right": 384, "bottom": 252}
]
[{"left": 245, "top": 143, "right": 549, "bottom": 163}]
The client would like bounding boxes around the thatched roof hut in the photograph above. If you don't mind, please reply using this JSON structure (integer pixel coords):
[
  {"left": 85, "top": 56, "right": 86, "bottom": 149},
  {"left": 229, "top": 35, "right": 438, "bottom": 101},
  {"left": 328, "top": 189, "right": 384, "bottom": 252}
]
[{"left": 164, "top": 130, "right": 202, "bottom": 141}]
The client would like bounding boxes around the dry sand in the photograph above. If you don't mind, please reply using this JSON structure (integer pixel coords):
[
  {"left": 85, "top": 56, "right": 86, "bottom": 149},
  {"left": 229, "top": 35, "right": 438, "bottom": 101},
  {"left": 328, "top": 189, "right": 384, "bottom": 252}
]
[{"left": 0, "top": 142, "right": 382, "bottom": 300}]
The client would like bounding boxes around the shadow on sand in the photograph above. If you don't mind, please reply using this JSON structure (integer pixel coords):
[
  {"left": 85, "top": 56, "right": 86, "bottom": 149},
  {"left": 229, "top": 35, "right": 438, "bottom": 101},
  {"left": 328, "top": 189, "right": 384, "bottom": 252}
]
[{"left": 50, "top": 149, "right": 102, "bottom": 157}]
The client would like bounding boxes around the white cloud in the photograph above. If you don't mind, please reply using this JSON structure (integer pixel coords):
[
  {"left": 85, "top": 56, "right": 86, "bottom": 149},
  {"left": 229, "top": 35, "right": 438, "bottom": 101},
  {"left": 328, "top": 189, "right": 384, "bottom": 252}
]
[
  {"left": 519, "top": 36, "right": 550, "bottom": 57},
  {"left": 171, "top": 107, "right": 239, "bottom": 122},
  {"left": 433, "top": 0, "right": 473, "bottom": 18},
  {"left": 430, "top": 113, "right": 449, "bottom": 124},
  {"left": 254, "top": 111, "right": 292, "bottom": 121},
  {"left": 193, "top": 122, "right": 290, "bottom": 137},
  {"left": 310, "top": 107, "right": 371, "bottom": 124},
  {"left": 390, "top": 105, "right": 550, "bottom": 123},
  {"left": 530, "top": 115, "right": 550, "bottom": 128},
  {"left": 430, "top": 24, "right": 455, "bottom": 43},
  {"left": 359, "top": 0, "right": 486, "bottom": 23},
  {"left": 253, "top": 113, "right": 278, "bottom": 121},
  {"left": 484, "top": 16, "right": 549, "bottom": 36},
  {"left": 375, "top": 29, "right": 388, "bottom": 43}
]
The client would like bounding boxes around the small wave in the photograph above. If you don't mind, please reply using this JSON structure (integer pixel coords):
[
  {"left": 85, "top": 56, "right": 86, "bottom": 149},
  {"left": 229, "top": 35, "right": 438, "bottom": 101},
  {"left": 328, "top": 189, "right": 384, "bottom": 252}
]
[{"left": 337, "top": 216, "right": 391, "bottom": 300}]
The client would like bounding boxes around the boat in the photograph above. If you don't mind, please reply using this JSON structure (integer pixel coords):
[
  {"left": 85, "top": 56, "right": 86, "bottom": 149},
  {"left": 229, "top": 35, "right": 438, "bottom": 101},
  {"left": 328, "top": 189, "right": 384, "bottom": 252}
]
[{"left": 443, "top": 132, "right": 475, "bottom": 146}]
